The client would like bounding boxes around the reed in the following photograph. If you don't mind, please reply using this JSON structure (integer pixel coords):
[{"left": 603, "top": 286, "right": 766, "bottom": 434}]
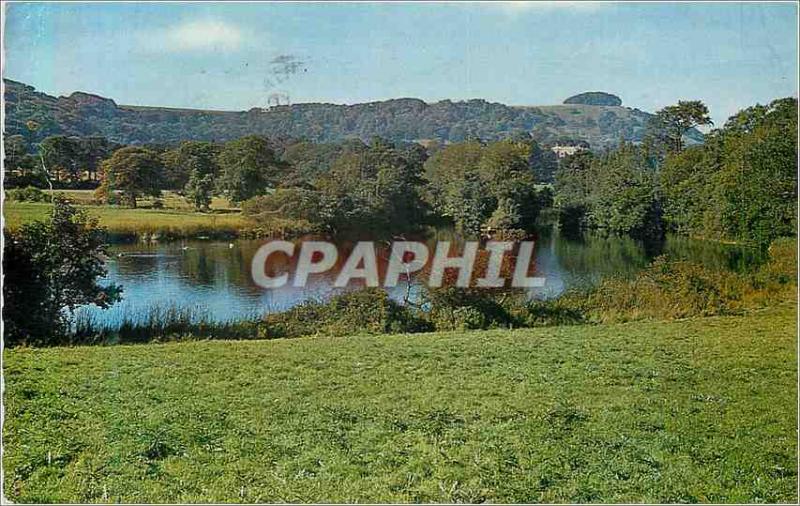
[{"left": 72, "top": 305, "right": 262, "bottom": 344}]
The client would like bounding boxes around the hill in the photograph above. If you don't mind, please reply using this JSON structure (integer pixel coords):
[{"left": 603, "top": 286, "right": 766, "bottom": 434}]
[
  {"left": 564, "top": 91, "right": 623, "bottom": 106},
  {"left": 3, "top": 306, "right": 795, "bottom": 502},
  {"left": 3, "top": 79, "right": 703, "bottom": 149}
]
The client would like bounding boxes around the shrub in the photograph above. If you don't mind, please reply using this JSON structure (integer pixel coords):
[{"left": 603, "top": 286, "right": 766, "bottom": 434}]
[
  {"left": 578, "top": 256, "right": 752, "bottom": 322},
  {"left": 517, "top": 296, "right": 586, "bottom": 327},
  {"left": 758, "top": 237, "right": 797, "bottom": 284},
  {"left": 264, "top": 288, "right": 432, "bottom": 338},
  {"left": 7, "top": 186, "right": 49, "bottom": 202},
  {"left": 423, "top": 287, "right": 517, "bottom": 331},
  {"left": 3, "top": 196, "right": 122, "bottom": 346}
]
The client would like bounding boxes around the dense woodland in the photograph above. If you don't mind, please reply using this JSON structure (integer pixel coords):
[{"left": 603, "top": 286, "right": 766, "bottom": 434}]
[{"left": 4, "top": 79, "right": 704, "bottom": 149}]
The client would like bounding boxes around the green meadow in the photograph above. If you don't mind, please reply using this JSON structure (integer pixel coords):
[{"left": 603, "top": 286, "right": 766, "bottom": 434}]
[
  {"left": 3, "top": 192, "right": 248, "bottom": 239},
  {"left": 3, "top": 305, "right": 796, "bottom": 503}
]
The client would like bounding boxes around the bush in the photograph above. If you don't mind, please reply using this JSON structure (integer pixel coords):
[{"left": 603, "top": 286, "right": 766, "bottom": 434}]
[
  {"left": 579, "top": 256, "right": 748, "bottom": 322},
  {"left": 7, "top": 186, "right": 49, "bottom": 202},
  {"left": 517, "top": 297, "right": 586, "bottom": 327},
  {"left": 423, "top": 287, "right": 517, "bottom": 331},
  {"left": 3, "top": 196, "right": 122, "bottom": 346},
  {"left": 757, "top": 238, "right": 797, "bottom": 284},
  {"left": 264, "top": 288, "right": 432, "bottom": 338}
]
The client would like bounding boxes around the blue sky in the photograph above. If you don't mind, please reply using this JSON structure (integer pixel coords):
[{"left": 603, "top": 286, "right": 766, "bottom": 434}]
[{"left": 3, "top": 1, "right": 797, "bottom": 125}]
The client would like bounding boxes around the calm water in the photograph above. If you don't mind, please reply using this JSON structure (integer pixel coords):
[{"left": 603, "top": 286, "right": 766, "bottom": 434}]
[{"left": 77, "top": 228, "right": 766, "bottom": 328}]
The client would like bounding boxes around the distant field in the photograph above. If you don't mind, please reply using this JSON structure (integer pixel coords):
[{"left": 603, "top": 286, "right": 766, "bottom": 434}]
[
  {"left": 3, "top": 306, "right": 796, "bottom": 503},
  {"left": 33, "top": 189, "right": 238, "bottom": 211},
  {"left": 3, "top": 201, "right": 248, "bottom": 238}
]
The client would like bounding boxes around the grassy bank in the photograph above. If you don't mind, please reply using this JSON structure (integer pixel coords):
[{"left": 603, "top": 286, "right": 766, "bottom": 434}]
[
  {"left": 4, "top": 305, "right": 796, "bottom": 503},
  {"left": 3, "top": 201, "right": 249, "bottom": 240}
]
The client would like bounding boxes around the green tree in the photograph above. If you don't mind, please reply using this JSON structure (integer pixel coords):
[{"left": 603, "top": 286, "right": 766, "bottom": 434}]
[
  {"left": 315, "top": 138, "right": 427, "bottom": 235},
  {"left": 424, "top": 140, "right": 541, "bottom": 235},
  {"left": 659, "top": 97, "right": 797, "bottom": 246},
  {"left": 588, "top": 144, "right": 662, "bottom": 237},
  {"left": 554, "top": 144, "right": 661, "bottom": 237},
  {"left": 2, "top": 196, "right": 122, "bottom": 345},
  {"left": 79, "top": 137, "right": 118, "bottom": 182},
  {"left": 97, "top": 146, "right": 163, "bottom": 207},
  {"left": 162, "top": 141, "right": 221, "bottom": 210},
  {"left": 553, "top": 150, "right": 594, "bottom": 231},
  {"left": 216, "top": 136, "right": 286, "bottom": 203},
  {"left": 162, "top": 141, "right": 220, "bottom": 191},
  {"left": 715, "top": 98, "right": 797, "bottom": 245},
  {"left": 649, "top": 100, "right": 713, "bottom": 154},
  {"left": 40, "top": 135, "right": 84, "bottom": 182}
]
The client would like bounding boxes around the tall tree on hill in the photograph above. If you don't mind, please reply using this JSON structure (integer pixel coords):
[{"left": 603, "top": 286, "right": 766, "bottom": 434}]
[
  {"left": 97, "top": 146, "right": 163, "bottom": 207},
  {"left": 648, "top": 100, "right": 713, "bottom": 154},
  {"left": 216, "top": 136, "right": 286, "bottom": 204}
]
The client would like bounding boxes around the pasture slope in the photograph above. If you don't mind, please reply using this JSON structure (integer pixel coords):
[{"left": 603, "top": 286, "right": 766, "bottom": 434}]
[{"left": 3, "top": 304, "right": 797, "bottom": 503}]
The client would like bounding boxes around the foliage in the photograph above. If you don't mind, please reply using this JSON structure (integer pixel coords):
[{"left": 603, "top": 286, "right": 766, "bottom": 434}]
[
  {"left": 6, "top": 186, "right": 49, "bottom": 203},
  {"left": 556, "top": 97, "right": 796, "bottom": 245},
  {"left": 73, "top": 305, "right": 260, "bottom": 344},
  {"left": 314, "top": 138, "right": 428, "bottom": 235},
  {"left": 659, "top": 97, "right": 797, "bottom": 245},
  {"left": 216, "top": 136, "right": 286, "bottom": 203},
  {"left": 2, "top": 196, "right": 122, "bottom": 346},
  {"left": 5, "top": 79, "right": 701, "bottom": 150},
  {"left": 565, "top": 238, "right": 796, "bottom": 323},
  {"left": 552, "top": 151, "right": 593, "bottom": 230},
  {"left": 553, "top": 144, "right": 661, "bottom": 237},
  {"left": 38, "top": 135, "right": 118, "bottom": 183},
  {"left": 96, "top": 146, "right": 164, "bottom": 207},
  {"left": 422, "top": 287, "right": 516, "bottom": 331},
  {"left": 587, "top": 144, "right": 662, "bottom": 237},
  {"left": 162, "top": 140, "right": 221, "bottom": 197},
  {"left": 243, "top": 138, "right": 428, "bottom": 237},
  {"left": 241, "top": 188, "right": 323, "bottom": 235},
  {"left": 264, "top": 288, "right": 432, "bottom": 338},
  {"left": 424, "top": 140, "right": 543, "bottom": 235},
  {"left": 279, "top": 139, "right": 368, "bottom": 184},
  {"left": 647, "top": 100, "right": 713, "bottom": 154},
  {"left": 563, "top": 91, "right": 622, "bottom": 106}
]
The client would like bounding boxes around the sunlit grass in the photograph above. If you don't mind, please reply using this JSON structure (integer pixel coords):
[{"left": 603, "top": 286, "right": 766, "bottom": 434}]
[
  {"left": 3, "top": 305, "right": 796, "bottom": 502},
  {"left": 3, "top": 200, "right": 248, "bottom": 239}
]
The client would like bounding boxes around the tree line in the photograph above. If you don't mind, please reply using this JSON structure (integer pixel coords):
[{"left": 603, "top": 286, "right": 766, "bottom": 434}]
[
  {"left": 5, "top": 132, "right": 559, "bottom": 236},
  {"left": 5, "top": 97, "right": 796, "bottom": 247},
  {"left": 553, "top": 98, "right": 797, "bottom": 246}
]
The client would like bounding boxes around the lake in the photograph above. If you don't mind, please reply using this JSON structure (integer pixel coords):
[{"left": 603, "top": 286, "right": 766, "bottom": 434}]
[{"left": 77, "top": 228, "right": 766, "bottom": 329}]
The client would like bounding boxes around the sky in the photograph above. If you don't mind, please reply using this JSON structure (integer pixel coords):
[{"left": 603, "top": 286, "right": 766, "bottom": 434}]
[{"left": 3, "top": 1, "right": 798, "bottom": 125}]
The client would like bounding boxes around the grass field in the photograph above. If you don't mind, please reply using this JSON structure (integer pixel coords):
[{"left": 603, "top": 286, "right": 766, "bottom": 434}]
[
  {"left": 3, "top": 305, "right": 797, "bottom": 503},
  {"left": 3, "top": 200, "right": 248, "bottom": 239}
]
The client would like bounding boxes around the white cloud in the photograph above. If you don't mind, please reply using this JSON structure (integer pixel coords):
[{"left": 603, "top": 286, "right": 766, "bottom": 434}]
[{"left": 159, "top": 20, "right": 244, "bottom": 52}]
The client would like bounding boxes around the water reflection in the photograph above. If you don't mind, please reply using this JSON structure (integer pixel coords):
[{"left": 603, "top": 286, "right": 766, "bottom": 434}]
[{"left": 78, "top": 228, "right": 765, "bottom": 327}]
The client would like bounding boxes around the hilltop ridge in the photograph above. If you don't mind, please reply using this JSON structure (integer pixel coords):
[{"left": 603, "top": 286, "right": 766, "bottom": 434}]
[{"left": 3, "top": 79, "right": 703, "bottom": 149}]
